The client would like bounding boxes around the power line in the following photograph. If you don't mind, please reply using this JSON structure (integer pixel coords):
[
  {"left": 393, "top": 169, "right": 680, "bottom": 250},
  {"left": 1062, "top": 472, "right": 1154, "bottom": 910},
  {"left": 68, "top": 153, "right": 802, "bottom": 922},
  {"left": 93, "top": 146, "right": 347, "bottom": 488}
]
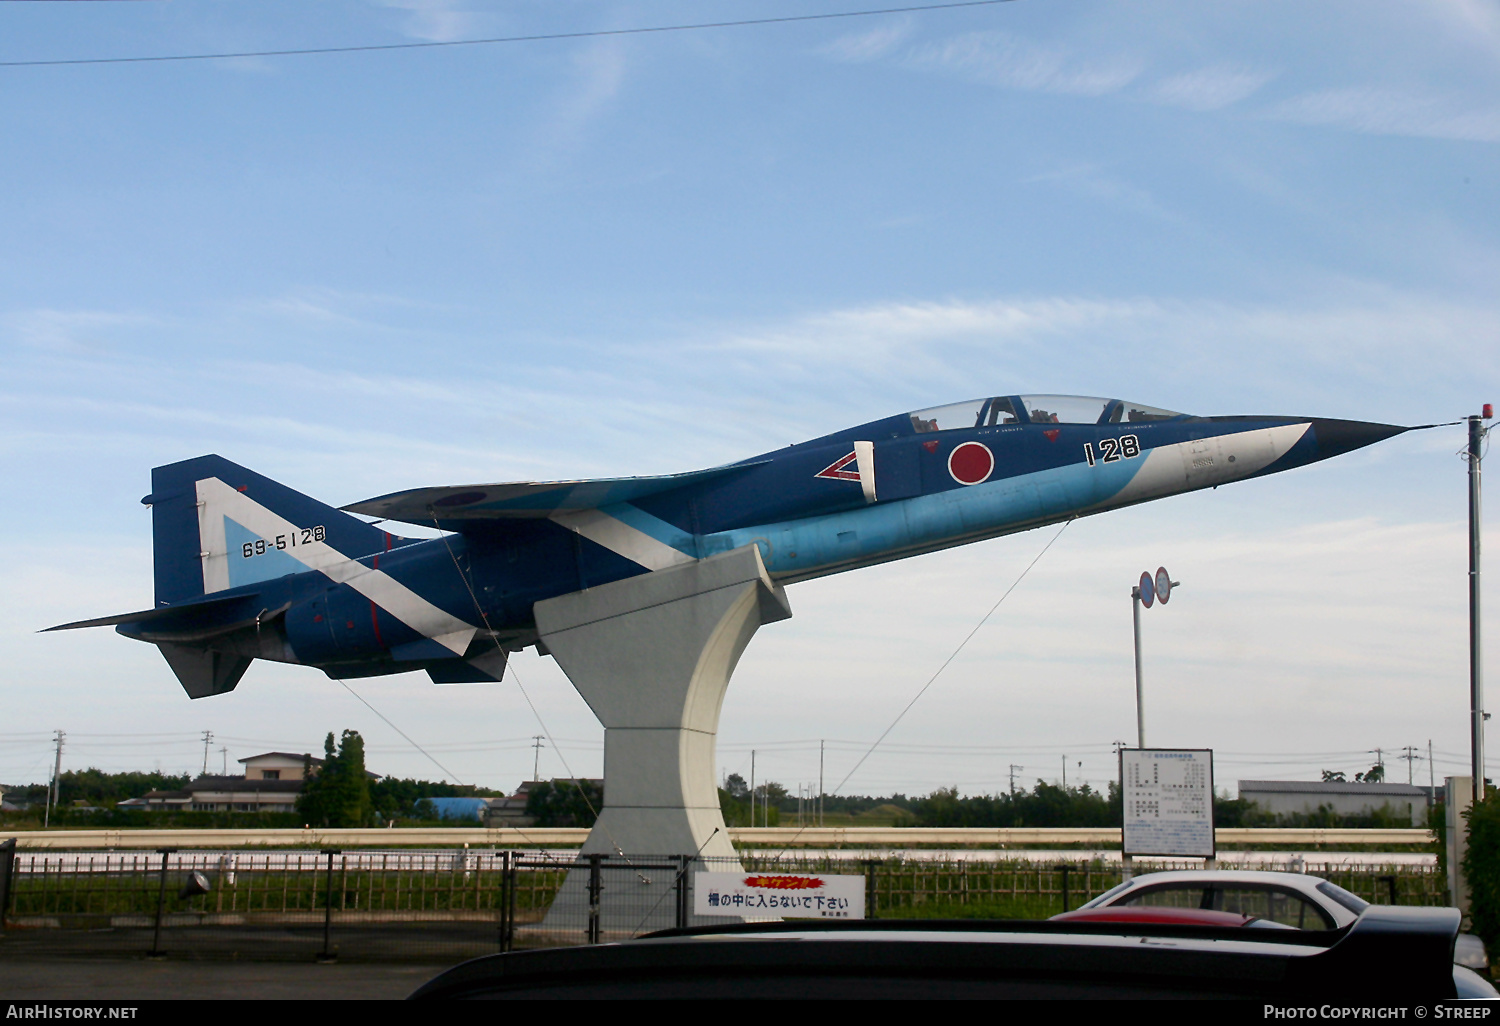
[
  {"left": 0, "top": 1, "right": 1019, "bottom": 69},
  {"left": 333, "top": 678, "right": 465, "bottom": 786},
  {"left": 830, "top": 517, "right": 1073, "bottom": 797}
]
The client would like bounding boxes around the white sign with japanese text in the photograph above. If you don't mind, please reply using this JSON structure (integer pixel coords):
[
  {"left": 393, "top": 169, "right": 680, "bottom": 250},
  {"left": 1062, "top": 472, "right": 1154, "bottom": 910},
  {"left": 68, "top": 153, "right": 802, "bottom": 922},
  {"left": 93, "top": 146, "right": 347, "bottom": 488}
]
[
  {"left": 1121, "top": 748, "right": 1215, "bottom": 857},
  {"left": 694, "top": 871, "right": 865, "bottom": 919}
]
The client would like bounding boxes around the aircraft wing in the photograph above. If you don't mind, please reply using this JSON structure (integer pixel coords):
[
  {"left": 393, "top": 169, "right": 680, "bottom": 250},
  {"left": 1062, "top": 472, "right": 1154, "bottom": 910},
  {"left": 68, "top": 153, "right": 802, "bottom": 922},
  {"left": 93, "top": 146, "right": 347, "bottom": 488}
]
[{"left": 343, "top": 461, "right": 767, "bottom": 526}]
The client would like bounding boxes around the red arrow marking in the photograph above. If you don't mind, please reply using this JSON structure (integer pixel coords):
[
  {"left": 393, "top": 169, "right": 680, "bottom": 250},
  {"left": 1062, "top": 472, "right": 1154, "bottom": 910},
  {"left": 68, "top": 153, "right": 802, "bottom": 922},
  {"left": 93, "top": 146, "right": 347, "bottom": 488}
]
[{"left": 814, "top": 452, "right": 861, "bottom": 481}]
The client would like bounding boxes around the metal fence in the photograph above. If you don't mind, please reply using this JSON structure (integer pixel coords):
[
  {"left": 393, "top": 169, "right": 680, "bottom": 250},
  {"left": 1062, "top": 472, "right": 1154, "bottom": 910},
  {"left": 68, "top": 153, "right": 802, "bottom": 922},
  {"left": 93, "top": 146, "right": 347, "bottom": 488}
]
[
  {"left": 862, "top": 860, "right": 1448, "bottom": 917},
  {"left": 0, "top": 846, "right": 1449, "bottom": 963}
]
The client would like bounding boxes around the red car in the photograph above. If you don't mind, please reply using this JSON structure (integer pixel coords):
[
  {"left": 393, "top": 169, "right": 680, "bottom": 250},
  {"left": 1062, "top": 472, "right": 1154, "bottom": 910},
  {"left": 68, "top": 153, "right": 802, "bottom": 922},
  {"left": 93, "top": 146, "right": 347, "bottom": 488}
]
[{"left": 1051, "top": 906, "right": 1293, "bottom": 929}]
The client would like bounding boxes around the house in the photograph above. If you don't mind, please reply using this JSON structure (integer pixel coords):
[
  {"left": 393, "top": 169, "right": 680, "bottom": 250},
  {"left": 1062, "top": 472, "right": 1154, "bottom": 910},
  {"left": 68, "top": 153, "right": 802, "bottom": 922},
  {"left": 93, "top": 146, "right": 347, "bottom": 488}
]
[
  {"left": 1, "top": 789, "right": 37, "bottom": 813},
  {"left": 118, "top": 775, "right": 303, "bottom": 813},
  {"left": 484, "top": 781, "right": 539, "bottom": 827},
  {"left": 1237, "top": 779, "right": 1430, "bottom": 826},
  {"left": 118, "top": 751, "right": 325, "bottom": 813},
  {"left": 240, "top": 752, "right": 323, "bottom": 781},
  {"left": 484, "top": 779, "right": 604, "bottom": 828}
]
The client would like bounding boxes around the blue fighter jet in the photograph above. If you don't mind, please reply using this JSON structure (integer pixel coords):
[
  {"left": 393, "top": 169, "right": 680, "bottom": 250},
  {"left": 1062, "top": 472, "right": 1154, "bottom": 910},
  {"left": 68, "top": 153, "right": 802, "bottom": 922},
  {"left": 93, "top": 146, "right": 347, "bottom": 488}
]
[{"left": 48, "top": 395, "right": 1405, "bottom": 698}]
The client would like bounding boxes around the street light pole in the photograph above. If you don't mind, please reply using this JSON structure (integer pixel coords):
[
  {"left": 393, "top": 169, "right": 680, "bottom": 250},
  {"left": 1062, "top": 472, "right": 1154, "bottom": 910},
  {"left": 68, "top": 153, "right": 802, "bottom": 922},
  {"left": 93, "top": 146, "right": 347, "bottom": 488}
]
[
  {"left": 1131, "top": 569, "right": 1178, "bottom": 752},
  {"left": 1132, "top": 586, "right": 1146, "bottom": 749}
]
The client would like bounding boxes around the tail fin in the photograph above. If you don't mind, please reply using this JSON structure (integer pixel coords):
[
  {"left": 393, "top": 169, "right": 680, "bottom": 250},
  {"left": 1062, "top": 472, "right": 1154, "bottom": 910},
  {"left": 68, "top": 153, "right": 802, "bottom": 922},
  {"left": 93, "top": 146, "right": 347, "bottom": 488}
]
[{"left": 145, "top": 455, "right": 397, "bottom": 606}]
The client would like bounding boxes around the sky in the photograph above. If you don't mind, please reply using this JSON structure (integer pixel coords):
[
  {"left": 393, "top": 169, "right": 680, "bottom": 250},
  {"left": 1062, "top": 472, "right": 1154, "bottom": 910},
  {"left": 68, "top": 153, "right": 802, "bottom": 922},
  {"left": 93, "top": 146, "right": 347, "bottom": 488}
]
[{"left": 2, "top": 0, "right": 1498, "bottom": 800}]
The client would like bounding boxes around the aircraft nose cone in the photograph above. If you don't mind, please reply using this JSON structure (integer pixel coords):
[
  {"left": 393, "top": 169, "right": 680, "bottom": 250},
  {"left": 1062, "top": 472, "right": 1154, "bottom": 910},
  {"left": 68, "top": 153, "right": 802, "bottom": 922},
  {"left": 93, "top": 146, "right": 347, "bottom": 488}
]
[{"left": 1307, "top": 418, "right": 1408, "bottom": 459}]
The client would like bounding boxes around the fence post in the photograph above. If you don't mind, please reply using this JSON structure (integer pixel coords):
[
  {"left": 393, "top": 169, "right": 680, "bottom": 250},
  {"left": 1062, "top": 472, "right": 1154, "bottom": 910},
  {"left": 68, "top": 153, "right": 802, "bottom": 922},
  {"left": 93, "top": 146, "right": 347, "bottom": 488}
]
[
  {"left": 862, "top": 860, "right": 877, "bottom": 919},
  {"left": 498, "top": 850, "right": 512, "bottom": 953},
  {"left": 0, "top": 838, "right": 15, "bottom": 931},
  {"left": 507, "top": 853, "right": 520, "bottom": 952},
  {"left": 587, "top": 854, "right": 602, "bottom": 945},
  {"left": 1054, "top": 865, "right": 1071, "bottom": 913},
  {"left": 1377, "top": 874, "right": 1398, "bottom": 905},
  {"left": 675, "top": 855, "right": 689, "bottom": 931},
  {"left": 317, "top": 849, "right": 341, "bottom": 963},
  {"left": 147, "top": 848, "right": 175, "bottom": 959}
]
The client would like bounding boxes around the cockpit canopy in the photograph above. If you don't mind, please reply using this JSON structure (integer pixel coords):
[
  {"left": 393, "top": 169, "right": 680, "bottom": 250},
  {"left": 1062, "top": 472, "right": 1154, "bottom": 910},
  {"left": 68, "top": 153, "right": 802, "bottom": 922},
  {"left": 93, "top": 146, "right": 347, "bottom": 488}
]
[{"left": 909, "top": 395, "right": 1186, "bottom": 433}]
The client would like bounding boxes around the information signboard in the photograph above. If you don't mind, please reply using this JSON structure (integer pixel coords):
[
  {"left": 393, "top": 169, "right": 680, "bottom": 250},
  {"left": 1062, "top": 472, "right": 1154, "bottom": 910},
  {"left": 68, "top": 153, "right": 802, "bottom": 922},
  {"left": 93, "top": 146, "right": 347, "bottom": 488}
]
[
  {"left": 695, "top": 871, "right": 864, "bottom": 919},
  {"left": 1120, "top": 748, "right": 1214, "bottom": 857}
]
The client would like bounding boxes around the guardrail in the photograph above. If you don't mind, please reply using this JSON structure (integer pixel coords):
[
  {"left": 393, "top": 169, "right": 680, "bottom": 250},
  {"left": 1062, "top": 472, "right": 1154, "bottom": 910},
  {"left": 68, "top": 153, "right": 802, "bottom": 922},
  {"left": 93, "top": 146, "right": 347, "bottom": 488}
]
[{"left": 3, "top": 826, "right": 1435, "bottom": 849}]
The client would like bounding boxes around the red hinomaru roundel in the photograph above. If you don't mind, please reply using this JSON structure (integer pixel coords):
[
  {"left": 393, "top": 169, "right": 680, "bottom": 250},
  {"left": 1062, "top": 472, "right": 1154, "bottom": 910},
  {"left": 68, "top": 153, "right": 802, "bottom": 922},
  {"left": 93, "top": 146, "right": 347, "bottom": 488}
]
[{"left": 948, "top": 442, "right": 994, "bottom": 485}]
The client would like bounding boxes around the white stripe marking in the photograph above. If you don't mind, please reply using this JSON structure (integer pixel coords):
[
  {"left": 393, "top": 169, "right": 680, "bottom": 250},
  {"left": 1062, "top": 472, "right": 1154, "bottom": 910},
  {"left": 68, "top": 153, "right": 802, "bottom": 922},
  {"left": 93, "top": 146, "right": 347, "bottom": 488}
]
[
  {"left": 195, "top": 478, "right": 476, "bottom": 655},
  {"left": 854, "top": 440, "right": 877, "bottom": 503},
  {"left": 551, "top": 508, "right": 697, "bottom": 572}
]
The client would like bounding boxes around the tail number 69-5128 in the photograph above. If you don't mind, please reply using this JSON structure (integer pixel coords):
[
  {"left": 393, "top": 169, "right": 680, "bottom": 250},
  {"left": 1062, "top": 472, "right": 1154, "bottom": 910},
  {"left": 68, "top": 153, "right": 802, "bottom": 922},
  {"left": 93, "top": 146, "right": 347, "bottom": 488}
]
[{"left": 241, "top": 525, "right": 326, "bottom": 558}]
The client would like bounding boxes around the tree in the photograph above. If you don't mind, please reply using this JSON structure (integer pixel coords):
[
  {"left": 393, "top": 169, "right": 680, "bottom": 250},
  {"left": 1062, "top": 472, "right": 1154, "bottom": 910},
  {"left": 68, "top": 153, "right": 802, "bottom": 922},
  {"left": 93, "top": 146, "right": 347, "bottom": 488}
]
[
  {"left": 525, "top": 779, "right": 602, "bottom": 827},
  {"left": 1464, "top": 789, "right": 1500, "bottom": 953},
  {"left": 295, "top": 730, "right": 373, "bottom": 827},
  {"left": 759, "top": 781, "right": 789, "bottom": 805},
  {"left": 723, "top": 773, "right": 748, "bottom": 799},
  {"left": 1321, "top": 770, "right": 1347, "bottom": 782}
]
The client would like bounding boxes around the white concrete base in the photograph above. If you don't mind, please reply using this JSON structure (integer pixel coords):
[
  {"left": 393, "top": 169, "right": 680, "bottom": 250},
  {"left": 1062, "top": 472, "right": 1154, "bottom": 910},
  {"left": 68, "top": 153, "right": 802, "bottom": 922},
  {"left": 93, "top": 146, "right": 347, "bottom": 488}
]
[{"left": 534, "top": 543, "right": 791, "bottom": 861}]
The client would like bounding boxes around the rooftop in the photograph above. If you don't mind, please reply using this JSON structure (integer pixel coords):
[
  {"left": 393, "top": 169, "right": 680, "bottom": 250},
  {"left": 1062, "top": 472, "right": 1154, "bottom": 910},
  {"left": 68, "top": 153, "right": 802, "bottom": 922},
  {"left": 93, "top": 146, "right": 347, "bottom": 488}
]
[{"left": 1238, "top": 779, "right": 1428, "bottom": 797}]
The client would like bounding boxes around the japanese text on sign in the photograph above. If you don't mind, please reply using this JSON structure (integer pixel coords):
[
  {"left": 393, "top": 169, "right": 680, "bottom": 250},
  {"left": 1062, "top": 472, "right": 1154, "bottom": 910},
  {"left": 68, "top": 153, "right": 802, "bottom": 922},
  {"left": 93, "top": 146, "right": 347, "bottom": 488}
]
[
  {"left": 1121, "top": 748, "right": 1215, "bottom": 857},
  {"left": 694, "top": 872, "right": 865, "bottom": 919}
]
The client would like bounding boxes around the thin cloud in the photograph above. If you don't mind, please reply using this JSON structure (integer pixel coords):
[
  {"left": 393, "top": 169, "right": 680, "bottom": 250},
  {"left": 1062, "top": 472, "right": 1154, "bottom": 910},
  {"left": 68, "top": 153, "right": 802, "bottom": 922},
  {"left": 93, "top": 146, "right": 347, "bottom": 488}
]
[
  {"left": 903, "top": 30, "right": 1141, "bottom": 97},
  {"left": 1146, "top": 66, "right": 1276, "bottom": 112},
  {"left": 819, "top": 18, "right": 913, "bottom": 63},
  {"left": 376, "top": 0, "right": 495, "bottom": 44},
  {"left": 1019, "top": 162, "right": 1175, "bottom": 220},
  {"left": 1266, "top": 86, "right": 1500, "bottom": 143}
]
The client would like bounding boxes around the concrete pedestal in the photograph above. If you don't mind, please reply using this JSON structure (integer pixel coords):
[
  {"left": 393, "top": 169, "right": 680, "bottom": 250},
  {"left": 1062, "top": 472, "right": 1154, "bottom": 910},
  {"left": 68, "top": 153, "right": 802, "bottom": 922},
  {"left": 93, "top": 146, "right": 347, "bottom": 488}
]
[
  {"left": 532, "top": 545, "right": 790, "bottom": 934},
  {"left": 535, "top": 543, "right": 791, "bottom": 860}
]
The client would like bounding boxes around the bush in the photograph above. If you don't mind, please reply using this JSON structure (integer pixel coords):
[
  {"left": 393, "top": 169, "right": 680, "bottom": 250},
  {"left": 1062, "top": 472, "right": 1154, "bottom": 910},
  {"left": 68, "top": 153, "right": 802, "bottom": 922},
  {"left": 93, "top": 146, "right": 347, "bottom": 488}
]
[
  {"left": 1463, "top": 790, "right": 1500, "bottom": 949},
  {"left": 912, "top": 782, "right": 1119, "bottom": 828}
]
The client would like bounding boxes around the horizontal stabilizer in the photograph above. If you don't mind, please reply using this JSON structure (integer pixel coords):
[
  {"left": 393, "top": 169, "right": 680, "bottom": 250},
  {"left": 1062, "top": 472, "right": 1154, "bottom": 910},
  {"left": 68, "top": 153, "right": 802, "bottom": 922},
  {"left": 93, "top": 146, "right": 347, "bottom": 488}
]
[
  {"left": 157, "top": 643, "right": 252, "bottom": 700},
  {"left": 343, "top": 462, "right": 766, "bottom": 527},
  {"left": 43, "top": 592, "right": 260, "bottom": 633},
  {"left": 130, "top": 603, "right": 290, "bottom": 645}
]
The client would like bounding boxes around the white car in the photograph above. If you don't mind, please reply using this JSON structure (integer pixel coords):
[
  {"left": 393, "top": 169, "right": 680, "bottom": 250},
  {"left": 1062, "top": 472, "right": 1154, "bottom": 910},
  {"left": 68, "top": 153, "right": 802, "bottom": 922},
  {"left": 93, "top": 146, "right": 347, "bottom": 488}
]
[
  {"left": 1079, "top": 870, "right": 1366, "bottom": 930},
  {"left": 1080, "top": 869, "right": 1489, "bottom": 973}
]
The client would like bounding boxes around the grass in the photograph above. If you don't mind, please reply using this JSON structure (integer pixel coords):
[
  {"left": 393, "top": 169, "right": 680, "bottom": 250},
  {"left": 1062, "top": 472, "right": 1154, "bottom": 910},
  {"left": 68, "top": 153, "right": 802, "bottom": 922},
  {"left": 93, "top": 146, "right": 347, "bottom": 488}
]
[
  {"left": 874, "top": 894, "right": 1066, "bottom": 920},
  {"left": 9, "top": 869, "right": 567, "bottom": 918}
]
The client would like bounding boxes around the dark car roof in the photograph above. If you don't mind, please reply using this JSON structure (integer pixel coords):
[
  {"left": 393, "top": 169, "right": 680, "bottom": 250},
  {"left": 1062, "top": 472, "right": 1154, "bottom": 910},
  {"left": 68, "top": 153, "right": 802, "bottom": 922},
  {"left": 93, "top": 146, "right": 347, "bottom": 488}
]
[{"left": 410, "top": 907, "right": 1464, "bottom": 1000}]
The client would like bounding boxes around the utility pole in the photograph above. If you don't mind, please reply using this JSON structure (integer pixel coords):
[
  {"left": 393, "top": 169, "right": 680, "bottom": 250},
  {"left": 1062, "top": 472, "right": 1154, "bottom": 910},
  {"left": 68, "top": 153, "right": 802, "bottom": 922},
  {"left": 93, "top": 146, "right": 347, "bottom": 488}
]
[
  {"left": 1399, "top": 746, "right": 1422, "bottom": 786},
  {"left": 750, "top": 750, "right": 756, "bottom": 829},
  {"left": 530, "top": 736, "right": 545, "bottom": 782},
  {"left": 1369, "top": 747, "right": 1385, "bottom": 778},
  {"left": 1429, "top": 739, "right": 1436, "bottom": 808},
  {"left": 219, "top": 746, "right": 229, "bottom": 776},
  {"left": 200, "top": 731, "right": 213, "bottom": 777},
  {"left": 1009, "top": 764, "right": 1023, "bottom": 795},
  {"left": 819, "top": 740, "right": 825, "bottom": 828},
  {"left": 1468, "top": 407, "right": 1491, "bottom": 800},
  {"left": 1062, "top": 755, "right": 1067, "bottom": 790},
  {"left": 44, "top": 730, "right": 64, "bottom": 828}
]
